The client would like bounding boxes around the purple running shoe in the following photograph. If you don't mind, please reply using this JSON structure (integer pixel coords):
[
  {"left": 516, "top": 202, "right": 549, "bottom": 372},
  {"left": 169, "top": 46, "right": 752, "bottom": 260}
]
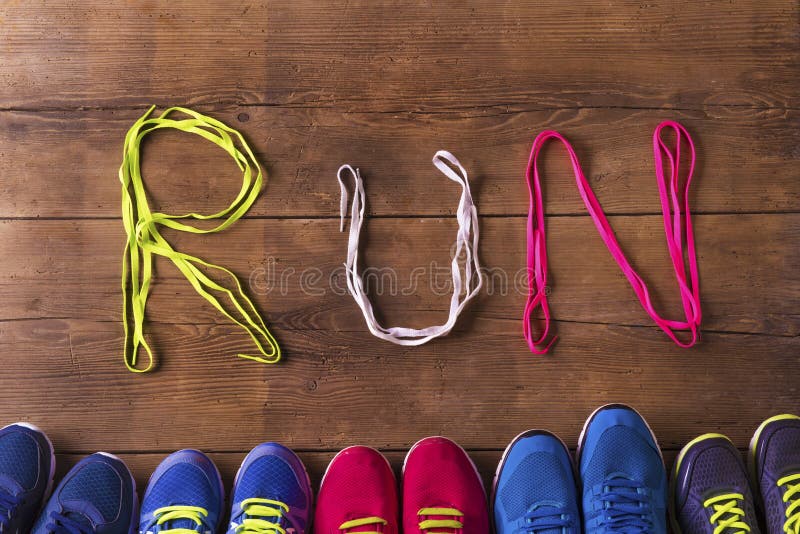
[
  {"left": 671, "top": 433, "right": 760, "bottom": 534},
  {"left": 750, "top": 414, "right": 800, "bottom": 534}
]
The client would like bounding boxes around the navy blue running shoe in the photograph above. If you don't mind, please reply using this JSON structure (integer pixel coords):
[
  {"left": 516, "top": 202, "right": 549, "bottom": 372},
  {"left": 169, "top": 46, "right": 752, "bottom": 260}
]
[
  {"left": 139, "top": 450, "right": 223, "bottom": 534},
  {"left": 750, "top": 414, "right": 800, "bottom": 534},
  {"left": 0, "top": 423, "right": 55, "bottom": 533},
  {"left": 227, "top": 443, "right": 312, "bottom": 534},
  {"left": 671, "top": 433, "right": 759, "bottom": 534},
  {"left": 578, "top": 404, "right": 668, "bottom": 534},
  {"left": 492, "top": 430, "right": 580, "bottom": 534},
  {"left": 32, "top": 452, "right": 137, "bottom": 534}
]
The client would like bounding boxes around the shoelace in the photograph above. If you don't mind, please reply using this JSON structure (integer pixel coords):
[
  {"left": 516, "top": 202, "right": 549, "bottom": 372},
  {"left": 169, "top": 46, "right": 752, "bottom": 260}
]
[
  {"left": 778, "top": 473, "right": 800, "bottom": 534},
  {"left": 235, "top": 498, "right": 290, "bottom": 534},
  {"left": 338, "top": 516, "right": 388, "bottom": 534},
  {"left": 153, "top": 505, "right": 209, "bottom": 534},
  {"left": 120, "top": 105, "right": 281, "bottom": 372},
  {"left": 45, "top": 511, "right": 93, "bottom": 534},
  {"left": 0, "top": 491, "right": 21, "bottom": 532},
  {"left": 517, "top": 507, "right": 572, "bottom": 534},
  {"left": 337, "top": 151, "right": 483, "bottom": 346},
  {"left": 703, "top": 493, "right": 751, "bottom": 534},
  {"left": 594, "top": 478, "right": 652, "bottom": 533},
  {"left": 523, "top": 122, "right": 700, "bottom": 353},
  {"left": 417, "top": 507, "right": 464, "bottom": 534}
]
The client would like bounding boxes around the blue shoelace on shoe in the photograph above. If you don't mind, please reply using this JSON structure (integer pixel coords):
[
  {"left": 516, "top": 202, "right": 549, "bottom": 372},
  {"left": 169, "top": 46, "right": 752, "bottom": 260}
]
[
  {"left": 517, "top": 507, "right": 573, "bottom": 534},
  {"left": 593, "top": 478, "right": 653, "bottom": 534},
  {"left": 0, "top": 491, "right": 21, "bottom": 531},
  {"left": 45, "top": 511, "right": 94, "bottom": 534}
]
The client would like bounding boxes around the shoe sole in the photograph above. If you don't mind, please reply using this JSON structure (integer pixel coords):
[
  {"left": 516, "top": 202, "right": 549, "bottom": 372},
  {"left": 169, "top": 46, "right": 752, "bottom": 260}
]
[
  {"left": 489, "top": 429, "right": 574, "bottom": 534},
  {"left": 668, "top": 433, "right": 732, "bottom": 534},
  {"left": 231, "top": 444, "right": 313, "bottom": 533},
  {"left": 96, "top": 452, "right": 140, "bottom": 534}
]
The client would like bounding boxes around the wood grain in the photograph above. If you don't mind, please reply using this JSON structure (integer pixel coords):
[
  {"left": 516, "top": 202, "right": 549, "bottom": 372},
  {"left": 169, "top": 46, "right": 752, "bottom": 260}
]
[
  {"left": 0, "top": 215, "right": 796, "bottom": 336},
  {"left": 1, "top": 1, "right": 796, "bottom": 111},
  {"left": 0, "top": 107, "right": 797, "bottom": 218},
  {"left": 1, "top": 319, "right": 796, "bottom": 453}
]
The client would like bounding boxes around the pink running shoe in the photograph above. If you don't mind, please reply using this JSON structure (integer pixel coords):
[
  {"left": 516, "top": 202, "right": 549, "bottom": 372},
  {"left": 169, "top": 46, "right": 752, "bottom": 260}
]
[
  {"left": 315, "top": 446, "right": 399, "bottom": 534},
  {"left": 402, "top": 437, "right": 489, "bottom": 534}
]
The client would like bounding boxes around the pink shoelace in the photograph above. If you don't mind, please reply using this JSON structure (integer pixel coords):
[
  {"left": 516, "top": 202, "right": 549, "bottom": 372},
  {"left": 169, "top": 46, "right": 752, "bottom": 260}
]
[{"left": 523, "top": 121, "right": 701, "bottom": 354}]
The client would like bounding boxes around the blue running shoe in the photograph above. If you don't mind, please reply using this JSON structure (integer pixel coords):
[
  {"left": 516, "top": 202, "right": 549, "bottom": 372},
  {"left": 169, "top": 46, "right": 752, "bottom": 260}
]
[
  {"left": 750, "top": 414, "right": 800, "bottom": 534},
  {"left": 577, "top": 404, "right": 668, "bottom": 534},
  {"left": 671, "top": 434, "right": 759, "bottom": 534},
  {"left": 227, "top": 443, "right": 312, "bottom": 534},
  {"left": 32, "top": 452, "right": 137, "bottom": 534},
  {"left": 139, "top": 450, "right": 223, "bottom": 534},
  {"left": 0, "top": 423, "right": 55, "bottom": 533},
  {"left": 492, "top": 430, "right": 580, "bottom": 534}
]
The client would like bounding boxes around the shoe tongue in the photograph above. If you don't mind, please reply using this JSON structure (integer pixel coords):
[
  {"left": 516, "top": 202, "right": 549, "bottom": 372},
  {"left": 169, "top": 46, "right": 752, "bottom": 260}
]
[
  {"left": 0, "top": 474, "right": 23, "bottom": 496},
  {"left": 162, "top": 518, "right": 202, "bottom": 532}
]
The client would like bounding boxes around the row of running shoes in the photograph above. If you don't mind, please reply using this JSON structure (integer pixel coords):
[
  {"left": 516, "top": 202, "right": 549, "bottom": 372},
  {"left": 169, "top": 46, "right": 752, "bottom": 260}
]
[{"left": 0, "top": 405, "right": 797, "bottom": 534}]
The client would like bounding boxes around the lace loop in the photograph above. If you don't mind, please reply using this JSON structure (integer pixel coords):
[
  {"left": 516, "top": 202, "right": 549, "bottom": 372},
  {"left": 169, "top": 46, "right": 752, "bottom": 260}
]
[
  {"left": 119, "top": 106, "right": 281, "bottom": 372},
  {"left": 338, "top": 516, "right": 387, "bottom": 534},
  {"left": 417, "top": 507, "right": 463, "bottom": 534},
  {"left": 45, "top": 511, "right": 93, "bottom": 534},
  {"left": 778, "top": 473, "right": 800, "bottom": 534},
  {"left": 0, "top": 492, "right": 21, "bottom": 532},
  {"left": 235, "top": 498, "right": 289, "bottom": 534},
  {"left": 523, "top": 122, "right": 701, "bottom": 353},
  {"left": 593, "top": 478, "right": 652, "bottom": 534},
  {"left": 518, "top": 506, "right": 572, "bottom": 534},
  {"left": 153, "top": 505, "right": 209, "bottom": 534},
  {"left": 337, "top": 151, "right": 483, "bottom": 346},
  {"left": 703, "top": 493, "right": 751, "bottom": 534}
]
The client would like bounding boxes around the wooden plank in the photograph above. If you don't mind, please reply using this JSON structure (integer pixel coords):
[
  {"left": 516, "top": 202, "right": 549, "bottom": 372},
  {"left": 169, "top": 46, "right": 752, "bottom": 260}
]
[
  {"left": 57, "top": 450, "right": 684, "bottom": 496},
  {"left": 0, "top": 107, "right": 798, "bottom": 218},
  {"left": 0, "top": 318, "right": 796, "bottom": 453},
  {"left": 0, "top": 215, "right": 796, "bottom": 336},
  {"left": 1, "top": 1, "right": 797, "bottom": 111}
]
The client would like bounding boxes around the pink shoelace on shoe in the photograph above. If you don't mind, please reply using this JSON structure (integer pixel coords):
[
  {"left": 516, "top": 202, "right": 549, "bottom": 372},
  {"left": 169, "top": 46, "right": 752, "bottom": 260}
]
[{"left": 523, "top": 121, "right": 701, "bottom": 354}]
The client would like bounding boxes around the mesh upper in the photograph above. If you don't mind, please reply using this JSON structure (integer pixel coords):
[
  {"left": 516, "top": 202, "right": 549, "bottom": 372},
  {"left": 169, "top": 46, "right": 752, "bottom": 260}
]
[
  {"left": 760, "top": 423, "right": 800, "bottom": 534},
  {"left": 60, "top": 461, "right": 122, "bottom": 521},
  {"left": 0, "top": 431, "right": 40, "bottom": 491},
  {"left": 234, "top": 455, "right": 307, "bottom": 510},
  {"left": 143, "top": 462, "right": 218, "bottom": 531},
  {"left": 500, "top": 452, "right": 570, "bottom": 517},
  {"left": 583, "top": 426, "right": 661, "bottom": 488}
]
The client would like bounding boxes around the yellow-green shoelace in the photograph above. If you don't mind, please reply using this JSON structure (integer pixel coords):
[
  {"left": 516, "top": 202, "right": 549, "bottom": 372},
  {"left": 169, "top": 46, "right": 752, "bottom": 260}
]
[
  {"left": 418, "top": 507, "right": 464, "bottom": 534},
  {"left": 338, "top": 516, "right": 388, "bottom": 534},
  {"left": 236, "top": 498, "right": 290, "bottom": 534},
  {"left": 704, "top": 493, "right": 751, "bottom": 534},
  {"left": 153, "top": 505, "right": 208, "bottom": 534},
  {"left": 779, "top": 473, "right": 800, "bottom": 534},
  {"left": 120, "top": 106, "right": 281, "bottom": 372}
]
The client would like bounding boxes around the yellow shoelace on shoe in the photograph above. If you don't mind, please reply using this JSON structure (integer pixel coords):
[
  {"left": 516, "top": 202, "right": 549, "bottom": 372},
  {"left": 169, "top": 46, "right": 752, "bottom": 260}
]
[
  {"left": 778, "top": 473, "right": 800, "bottom": 534},
  {"left": 120, "top": 105, "right": 281, "bottom": 372},
  {"left": 417, "top": 508, "right": 464, "bottom": 534},
  {"left": 703, "top": 494, "right": 751, "bottom": 534},
  {"left": 236, "top": 498, "right": 290, "bottom": 534},
  {"left": 338, "top": 516, "right": 388, "bottom": 534},
  {"left": 154, "top": 505, "right": 208, "bottom": 534}
]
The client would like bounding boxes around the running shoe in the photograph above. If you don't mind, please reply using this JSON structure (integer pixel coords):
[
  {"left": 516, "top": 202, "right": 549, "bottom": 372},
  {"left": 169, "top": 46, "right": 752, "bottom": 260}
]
[
  {"left": 402, "top": 437, "right": 488, "bottom": 534},
  {"left": 227, "top": 443, "right": 312, "bottom": 534},
  {"left": 314, "top": 446, "right": 398, "bottom": 534},
  {"left": 578, "top": 404, "right": 668, "bottom": 534},
  {"left": 750, "top": 414, "right": 800, "bottom": 534},
  {"left": 493, "top": 430, "right": 579, "bottom": 534},
  {"left": 139, "top": 450, "right": 223, "bottom": 534},
  {"left": 32, "top": 452, "right": 136, "bottom": 534},
  {"left": 671, "top": 434, "right": 759, "bottom": 534},
  {"left": 0, "top": 423, "right": 55, "bottom": 533}
]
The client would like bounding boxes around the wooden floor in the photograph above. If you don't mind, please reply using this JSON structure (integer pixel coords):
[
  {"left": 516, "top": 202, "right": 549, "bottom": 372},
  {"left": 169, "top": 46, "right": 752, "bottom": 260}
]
[{"left": 1, "top": 0, "right": 798, "bottom": 492}]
